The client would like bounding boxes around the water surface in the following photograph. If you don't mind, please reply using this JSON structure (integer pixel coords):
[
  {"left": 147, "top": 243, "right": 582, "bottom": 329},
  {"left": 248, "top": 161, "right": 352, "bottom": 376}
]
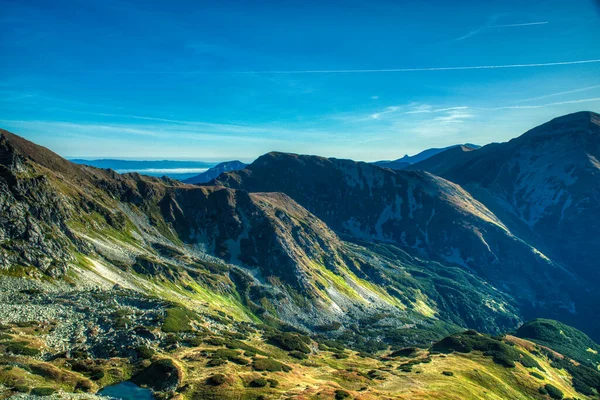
[{"left": 98, "top": 381, "right": 154, "bottom": 400}]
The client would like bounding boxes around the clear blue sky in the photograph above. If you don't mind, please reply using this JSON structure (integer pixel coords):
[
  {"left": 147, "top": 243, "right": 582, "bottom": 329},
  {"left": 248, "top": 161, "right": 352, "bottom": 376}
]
[{"left": 1, "top": 0, "right": 599, "bottom": 162}]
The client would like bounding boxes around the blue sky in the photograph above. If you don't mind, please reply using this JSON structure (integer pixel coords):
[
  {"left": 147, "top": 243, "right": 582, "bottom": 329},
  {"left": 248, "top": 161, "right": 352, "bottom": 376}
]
[{"left": 1, "top": 0, "right": 599, "bottom": 162}]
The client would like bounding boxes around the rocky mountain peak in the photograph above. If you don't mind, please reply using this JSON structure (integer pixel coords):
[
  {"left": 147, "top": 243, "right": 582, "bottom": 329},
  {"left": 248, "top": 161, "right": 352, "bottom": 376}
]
[{"left": 519, "top": 110, "right": 600, "bottom": 140}]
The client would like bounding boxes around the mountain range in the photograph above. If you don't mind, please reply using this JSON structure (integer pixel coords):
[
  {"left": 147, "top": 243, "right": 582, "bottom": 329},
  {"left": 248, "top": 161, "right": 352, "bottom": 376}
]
[
  {"left": 0, "top": 111, "right": 599, "bottom": 399},
  {"left": 372, "top": 143, "right": 481, "bottom": 170}
]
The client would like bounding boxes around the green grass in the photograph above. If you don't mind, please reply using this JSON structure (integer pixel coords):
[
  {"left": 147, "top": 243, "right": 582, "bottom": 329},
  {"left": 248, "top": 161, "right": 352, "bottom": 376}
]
[
  {"left": 162, "top": 307, "right": 200, "bottom": 333},
  {"left": 4, "top": 341, "right": 41, "bottom": 356}
]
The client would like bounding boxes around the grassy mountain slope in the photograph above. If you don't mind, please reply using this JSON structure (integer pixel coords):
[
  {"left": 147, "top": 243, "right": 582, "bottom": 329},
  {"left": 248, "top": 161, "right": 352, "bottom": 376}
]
[
  {"left": 0, "top": 128, "right": 525, "bottom": 346},
  {"left": 213, "top": 151, "right": 583, "bottom": 331},
  {"left": 1, "top": 116, "right": 599, "bottom": 399}
]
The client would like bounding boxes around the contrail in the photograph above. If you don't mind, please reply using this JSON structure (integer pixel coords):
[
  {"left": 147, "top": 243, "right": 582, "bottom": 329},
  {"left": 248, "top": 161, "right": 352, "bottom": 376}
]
[
  {"left": 50, "top": 58, "right": 600, "bottom": 75},
  {"left": 483, "top": 97, "right": 600, "bottom": 110},
  {"left": 238, "top": 59, "right": 600, "bottom": 74},
  {"left": 515, "top": 84, "right": 600, "bottom": 103},
  {"left": 490, "top": 21, "right": 549, "bottom": 28}
]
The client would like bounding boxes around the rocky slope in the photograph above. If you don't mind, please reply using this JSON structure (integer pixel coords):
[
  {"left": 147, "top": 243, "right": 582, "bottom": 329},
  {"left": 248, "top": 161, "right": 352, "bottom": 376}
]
[
  {"left": 0, "top": 128, "right": 524, "bottom": 343},
  {"left": 409, "top": 111, "right": 600, "bottom": 338},
  {"left": 410, "top": 111, "right": 600, "bottom": 280},
  {"left": 213, "top": 151, "right": 582, "bottom": 329}
]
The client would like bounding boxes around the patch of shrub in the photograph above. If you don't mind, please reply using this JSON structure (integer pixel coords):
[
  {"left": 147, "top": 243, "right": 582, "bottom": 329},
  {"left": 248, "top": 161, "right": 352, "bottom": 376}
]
[
  {"left": 206, "top": 374, "right": 226, "bottom": 386},
  {"left": 70, "top": 361, "right": 104, "bottom": 380},
  {"left": 249, "top": 378, "right": 268, "bottom": 388},
  {"left": 544, "top": 384, "right": 564, "bottom": 399},
  {"left": 572, "top": 379, "right": 595, "bottom": 396},
  {"left": 398, "top": 364, "right": 413, "bottom": 372},
  {"left": 519, "top": 353, "right": 541, "bottom": 369},
  {"left": 131, "top": 359, "right": 182, "bottom": 392},
  {"left": 389, "top": 347, "right": 418, "bottom": 357},
  {"left": 335, "top": 389, "right": 352, "bottom": 399},
  {"left": 136, "top": 346, "right": 155, "bottom": 360},
  {"left": 289, "top": 351, "right": 307, "bottom": 360},
  {"left": 442, "top": 371, "right": 454, "bottom": 376},
  {"left": 209, "top": 349, "right": 249, "bottom": 365},
  {"left": 530, "top": 371, "right": 545, "bottom": 380},
  {"left": 268, "top": 333, "right": 311, "bottom": 354},
  {"left": 206, "top": 358, "right": 227, "bottom": 367},
  {"left": 315, "top": 322, "right": 342, "bottom": 332},
  {"left": 74, "top": 380, "right": 94, "bottom": 393},
  {"left": 366, "top": 370, "right": 385, "bottom": 380},
  {"left": 550, "top": 355, "right": 600, "bottom": 395},
  {"left": 431, "top": 332, "right": 530, "bottom": 368},
  {"left": 252, "top": 358, "right": 292, "bottom": 372},
  {"left": 13, "top": 385, "right": 30, "bottom": 393},
  {"left": 5, "top": 341, "right": 40, "bottom": 356},
  {"left": 222, "top": 339, "right": 268, "bottom": 356},
  {"left": 267, "top": 378, "right": 279, "bottom": 388},
  {"left": 516, "top": 319, "right": 600, "bottom": 368},
  {"left": 204, "top": 337, "right": 225, "bottom": 346},
  {"left": 30, "top": 387, "right": 56, "bottom": 396}
]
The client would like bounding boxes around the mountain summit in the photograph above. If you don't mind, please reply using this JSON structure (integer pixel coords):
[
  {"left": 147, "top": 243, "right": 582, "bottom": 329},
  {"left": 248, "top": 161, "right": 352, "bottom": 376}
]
[{"left": 410, "top": 111, "right": 600, "bottom": 282}]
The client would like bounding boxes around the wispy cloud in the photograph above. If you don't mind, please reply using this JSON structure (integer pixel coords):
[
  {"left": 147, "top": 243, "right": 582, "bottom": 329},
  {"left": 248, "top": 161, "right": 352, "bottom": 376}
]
[
  {"left": 370, "top": 106, "right": 401, "bottom": 120},
  {"left": 433, "top": 110, "right": 474, "bottom": 124}
]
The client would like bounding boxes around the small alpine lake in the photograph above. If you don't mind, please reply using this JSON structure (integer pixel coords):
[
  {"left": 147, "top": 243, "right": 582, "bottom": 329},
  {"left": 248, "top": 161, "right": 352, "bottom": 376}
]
[{"left": 98, "top": 381, "right": 155, "bottom": 400}]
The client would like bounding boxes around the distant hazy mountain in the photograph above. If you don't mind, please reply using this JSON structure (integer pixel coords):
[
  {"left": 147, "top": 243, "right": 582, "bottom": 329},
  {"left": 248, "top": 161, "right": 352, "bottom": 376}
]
[
  {"left": 183, "top": 160, "right": 247, "bottom": 184},
  {"left": 373, "top": 143, "right": 480, "bottom": 170},
  {"left": 70, "top": 159, "right": 215, "bottom": 180}
]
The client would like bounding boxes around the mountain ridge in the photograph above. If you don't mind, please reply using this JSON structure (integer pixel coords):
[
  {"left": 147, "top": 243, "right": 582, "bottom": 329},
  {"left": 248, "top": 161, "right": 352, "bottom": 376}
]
[
  {"left": 2, "top": 114, "right": 600, "bottom": 398},
  {"left": 213, "top": 146, "right": 590, "bottom": 336},
  {"left": 372, "top": 143, "right": 480, "bottom": 170}
]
